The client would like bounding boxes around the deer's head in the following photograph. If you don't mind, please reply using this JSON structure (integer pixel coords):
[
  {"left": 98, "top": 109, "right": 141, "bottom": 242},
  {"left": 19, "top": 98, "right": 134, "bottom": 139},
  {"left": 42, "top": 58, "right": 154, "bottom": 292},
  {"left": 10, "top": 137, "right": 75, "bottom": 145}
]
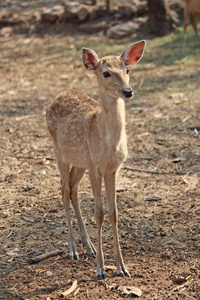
[{"left": 82, "top": 40, "right": 146, "bottom": 100}]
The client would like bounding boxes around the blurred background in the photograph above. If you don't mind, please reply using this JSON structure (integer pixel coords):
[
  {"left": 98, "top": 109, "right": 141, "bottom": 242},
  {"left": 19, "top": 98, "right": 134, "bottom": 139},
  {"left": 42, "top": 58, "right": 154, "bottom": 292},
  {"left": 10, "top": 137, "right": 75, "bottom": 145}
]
[{"left": 0, "top": 0, "right": 185, "bottom": 38}]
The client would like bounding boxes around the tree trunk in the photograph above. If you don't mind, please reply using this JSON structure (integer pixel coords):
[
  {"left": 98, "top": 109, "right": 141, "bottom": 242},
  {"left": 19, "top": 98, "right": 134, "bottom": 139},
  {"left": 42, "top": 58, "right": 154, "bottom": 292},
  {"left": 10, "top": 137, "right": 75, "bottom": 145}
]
[
  {"left": 148, "top": 0, "right": 177, "bottom": 36},
  {"left": 106, "top": 0, "right": 114, "bottom": 12}
]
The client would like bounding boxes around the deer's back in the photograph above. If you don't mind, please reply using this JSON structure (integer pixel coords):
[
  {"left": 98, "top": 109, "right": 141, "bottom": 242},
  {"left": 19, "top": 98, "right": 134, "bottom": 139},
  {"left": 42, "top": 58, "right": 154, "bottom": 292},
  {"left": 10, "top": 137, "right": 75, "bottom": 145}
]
[
  {"left": 184, "top": 0, "right": 200, "bottom": 12},
  {"left": 46, "top": 90, "right": 101, "bottom": 141}
]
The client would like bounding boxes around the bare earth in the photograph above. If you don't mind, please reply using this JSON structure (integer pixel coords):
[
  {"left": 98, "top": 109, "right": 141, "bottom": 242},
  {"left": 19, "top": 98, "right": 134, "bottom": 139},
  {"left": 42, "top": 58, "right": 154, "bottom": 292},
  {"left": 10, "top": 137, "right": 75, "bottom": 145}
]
[{"left": 0, "top": 3, "right": 200, "bottom": 300}]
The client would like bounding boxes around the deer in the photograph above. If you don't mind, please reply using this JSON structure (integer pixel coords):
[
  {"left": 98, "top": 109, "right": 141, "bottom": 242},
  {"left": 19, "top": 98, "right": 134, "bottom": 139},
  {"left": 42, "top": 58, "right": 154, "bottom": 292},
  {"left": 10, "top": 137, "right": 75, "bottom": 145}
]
[
  {"left": 46, "top": 40, "right": 146, "bottom": 280},
  {"left": 183, "top": 0, "right": 200, "bottom": 48}
]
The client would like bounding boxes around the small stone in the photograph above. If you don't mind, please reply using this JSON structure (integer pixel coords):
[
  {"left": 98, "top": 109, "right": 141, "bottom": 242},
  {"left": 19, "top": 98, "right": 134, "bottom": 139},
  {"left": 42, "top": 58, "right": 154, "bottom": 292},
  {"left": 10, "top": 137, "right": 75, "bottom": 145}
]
[
  {"left": 60, "top": 74, "right": 69, "bottom": 80},
  {"left": 41, "top": 5, "right": 65, "bottom": 23},
  {"left": 0, "top": 26, "right": 13, "bottom": 37},
  {"left": 161, "top": 251, "right": 171, "bottom": 259},
  {"left": 169, "top": 93, "right": 185, "bottom": 99},
  {"left": 144, "top": 195, "right": 162, "bottom": 201},
  {"left": 46, "top": 271, "right": 53, "bottom": 277},
  {"left": 79, "top": 20, "right": 107, "bottom": 33},
  {"left": 171, "top": 275, "right": 187, "bottom": 285},
  {"left": 107, "top": 21, "right": 139, "bottom": 39},
  {"left": 160, "top": 232, "right": 167, "bottom": 237}
]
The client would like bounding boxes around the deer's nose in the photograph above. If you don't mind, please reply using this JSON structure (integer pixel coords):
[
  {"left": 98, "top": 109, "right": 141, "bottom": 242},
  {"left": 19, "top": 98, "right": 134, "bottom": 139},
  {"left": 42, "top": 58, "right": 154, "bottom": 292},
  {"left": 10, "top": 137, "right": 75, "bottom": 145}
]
[{"left": 122, "top": 88, "right": 133, "bottom": 98}]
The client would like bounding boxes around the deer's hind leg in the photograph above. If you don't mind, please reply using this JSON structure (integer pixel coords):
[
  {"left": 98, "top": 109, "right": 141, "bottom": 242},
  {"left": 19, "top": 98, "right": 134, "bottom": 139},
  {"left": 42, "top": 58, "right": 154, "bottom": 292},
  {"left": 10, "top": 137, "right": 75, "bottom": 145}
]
[
  {"left": 191, "top": 12, "right": 200, "bottom": 42},
  {"left": 70, "top": 166, "right": 96, "bottom": 256},
  {"left": 58, "top": 159, "right": 79, "bottom": 260}
]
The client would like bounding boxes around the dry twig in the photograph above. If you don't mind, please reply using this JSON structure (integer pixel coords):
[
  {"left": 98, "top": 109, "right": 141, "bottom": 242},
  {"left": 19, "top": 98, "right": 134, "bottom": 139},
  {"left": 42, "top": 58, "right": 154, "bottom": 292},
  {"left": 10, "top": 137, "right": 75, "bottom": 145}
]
[
  {"left": 122, "top": 166, "right": 168, "bottom": 175},
  {"left": 28, "top": 249, "right": 64, "bottom": 264},
  {"left": 122, "top": 166, "right": 185, "bottom": 175},
  {"left": 15, "top": 113, "right": 45, "bottom": 121}
]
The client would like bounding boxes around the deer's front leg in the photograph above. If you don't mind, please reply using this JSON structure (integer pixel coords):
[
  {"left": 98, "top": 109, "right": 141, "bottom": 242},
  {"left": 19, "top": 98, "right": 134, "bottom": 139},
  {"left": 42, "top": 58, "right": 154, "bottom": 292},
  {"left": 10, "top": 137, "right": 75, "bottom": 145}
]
[
  {"left": 104, "top": 172, "right": 130, "bottom": 278},
  {"left": 89, "top": 170, "right": 106, "bottom": 280}
]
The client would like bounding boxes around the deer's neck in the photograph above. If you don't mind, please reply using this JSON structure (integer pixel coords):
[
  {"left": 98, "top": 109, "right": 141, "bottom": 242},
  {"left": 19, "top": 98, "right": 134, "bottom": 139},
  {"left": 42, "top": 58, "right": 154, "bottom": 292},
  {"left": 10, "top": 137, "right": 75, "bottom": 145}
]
[{"left": 99, "top": 94, "right": 126, "bottom": 149}]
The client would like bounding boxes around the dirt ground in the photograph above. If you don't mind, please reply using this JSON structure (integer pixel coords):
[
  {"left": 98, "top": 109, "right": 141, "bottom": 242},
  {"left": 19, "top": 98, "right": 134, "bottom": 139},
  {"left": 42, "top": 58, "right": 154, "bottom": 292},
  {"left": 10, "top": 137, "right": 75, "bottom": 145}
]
[{"left": 1, "top": 2, "right": 200, "bottom": 300}]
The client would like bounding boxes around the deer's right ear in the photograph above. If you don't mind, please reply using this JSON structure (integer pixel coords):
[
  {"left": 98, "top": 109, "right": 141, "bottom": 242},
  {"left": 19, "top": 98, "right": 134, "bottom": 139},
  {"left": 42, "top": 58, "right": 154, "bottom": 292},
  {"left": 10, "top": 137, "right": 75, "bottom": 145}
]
[
  {"left": 121, "top": 40, "right": 146, "bottom": 67},
  {"left": 82, "top": 48, "right": 99, "bottom": 71}
]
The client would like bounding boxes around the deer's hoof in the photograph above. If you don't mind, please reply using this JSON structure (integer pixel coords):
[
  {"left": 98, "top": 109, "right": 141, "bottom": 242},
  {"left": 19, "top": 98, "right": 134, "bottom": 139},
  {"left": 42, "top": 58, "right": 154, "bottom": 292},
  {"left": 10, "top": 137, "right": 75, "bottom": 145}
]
[
  {"left": 74, "top": 253, "right": 79, "bottom": 260},
  {"left": 117, "top": 271, "right": 125, "bottom": 277},
  {"left": 91, "top": 252, "right": 96, "bottom": 259},
  {"left": 87, "top": 249, "right": 96, "bottom": 258},
  {"left": 117, "top": 270, "right": 131, "bottom": 278},
  {"left": 97, "top": 272, "right": 107, "bottom": 280},
  {"left": 124, "top": 270, "right": 131, "bottom": 277},
  {"left": 69, "top": 253, "right": 79, "bottom": 260}
]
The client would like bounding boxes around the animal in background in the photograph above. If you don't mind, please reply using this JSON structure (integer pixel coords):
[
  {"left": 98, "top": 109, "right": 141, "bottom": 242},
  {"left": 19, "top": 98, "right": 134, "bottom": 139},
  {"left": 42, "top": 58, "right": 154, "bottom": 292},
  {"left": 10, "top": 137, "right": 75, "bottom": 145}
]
[{"left": 183, "top": 0, "right": 200, "bottom": 47}]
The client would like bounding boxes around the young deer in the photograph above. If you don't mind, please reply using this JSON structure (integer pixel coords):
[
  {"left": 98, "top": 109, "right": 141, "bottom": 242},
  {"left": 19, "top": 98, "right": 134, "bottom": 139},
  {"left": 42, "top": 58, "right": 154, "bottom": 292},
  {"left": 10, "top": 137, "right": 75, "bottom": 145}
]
[
  {"left": 183, "top": 0, "right": 200, "bottom": 47},
  {"left": 46, "top": 40, "right": 146, "bottom": 279}
]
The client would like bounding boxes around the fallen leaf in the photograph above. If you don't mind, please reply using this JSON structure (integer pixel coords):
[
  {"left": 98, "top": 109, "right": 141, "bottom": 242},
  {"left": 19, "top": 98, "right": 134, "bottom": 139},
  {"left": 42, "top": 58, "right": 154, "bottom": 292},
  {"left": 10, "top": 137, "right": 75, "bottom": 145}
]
[
  {"left": 119, "top": 285, "right": 142, "bottom": 297},
  {"left": 35, "top": 268, "right": 44, "bottom": 273}
]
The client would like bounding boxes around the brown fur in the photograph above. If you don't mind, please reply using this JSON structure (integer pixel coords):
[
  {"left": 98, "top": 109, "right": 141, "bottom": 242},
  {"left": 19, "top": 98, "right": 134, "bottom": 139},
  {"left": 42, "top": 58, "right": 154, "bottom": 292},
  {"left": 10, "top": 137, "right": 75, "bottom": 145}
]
[{"left": 183, "top": 0, "right": 200, "bottom": 47}]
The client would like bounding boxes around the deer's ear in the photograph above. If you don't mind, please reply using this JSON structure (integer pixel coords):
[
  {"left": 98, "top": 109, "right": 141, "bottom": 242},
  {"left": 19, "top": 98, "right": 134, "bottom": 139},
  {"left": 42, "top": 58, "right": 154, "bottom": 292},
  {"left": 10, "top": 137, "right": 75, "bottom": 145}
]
[
  {"left": 121, "top": 40, "right": 146, "bottom": 66},
  {"left": 82, "top": 48, "right": 99, "bottom": 71}
]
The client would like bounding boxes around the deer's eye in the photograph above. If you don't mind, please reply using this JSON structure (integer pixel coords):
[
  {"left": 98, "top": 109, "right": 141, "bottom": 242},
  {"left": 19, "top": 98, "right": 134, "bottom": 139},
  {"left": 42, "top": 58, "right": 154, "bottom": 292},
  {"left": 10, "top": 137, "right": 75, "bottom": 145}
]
[
  {"left": 126, "top": 69, "right": 129, "bottom": 74},
  {"left": 103, "top": 71, "right": 111, "bottom": 78}
]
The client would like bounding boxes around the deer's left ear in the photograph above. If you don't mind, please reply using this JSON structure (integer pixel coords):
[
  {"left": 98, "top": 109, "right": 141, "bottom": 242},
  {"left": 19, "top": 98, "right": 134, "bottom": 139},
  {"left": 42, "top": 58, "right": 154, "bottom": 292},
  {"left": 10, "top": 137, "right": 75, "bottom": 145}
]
[
  {"left": 121, "top": 40, "right": 146, "bottom": 66},
  {"left": 82, "top": 48, "right": 99, "bottom": 71}
]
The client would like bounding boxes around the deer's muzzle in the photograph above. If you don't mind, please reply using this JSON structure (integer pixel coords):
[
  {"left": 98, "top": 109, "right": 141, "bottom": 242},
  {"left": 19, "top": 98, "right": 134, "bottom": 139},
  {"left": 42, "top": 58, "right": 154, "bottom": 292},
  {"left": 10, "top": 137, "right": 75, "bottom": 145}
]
[{"left": 122, "top": 88, "right": 133, "bottom": 98}]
